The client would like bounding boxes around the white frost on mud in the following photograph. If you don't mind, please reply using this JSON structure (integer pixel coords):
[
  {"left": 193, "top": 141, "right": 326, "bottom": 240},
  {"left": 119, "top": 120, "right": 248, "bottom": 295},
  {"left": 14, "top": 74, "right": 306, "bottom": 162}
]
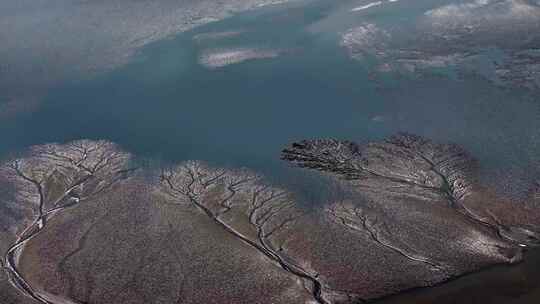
[
  {"left": 397, "top": 53, "right": 466, "bottom": 70},
  {"left": 340, "top": 23, "right": 390, "bottom": 60},
  {"left": 339, "top": 1, "right": 540, "bottom": 88},
  {"left": 425, "top": 0, "right": 491, "bottom": 19},
  {"left": 193, "top": 30, "right": 247, "bottom": 43},
  {"left": 351, "top": 1, "right": 383, "bottom": 11},
  {"left": 198, "top": 48, "right": 282, "bottom": 68},
  {"left": 422, "top": 0, "right": 540, "bottom": 87},
  {"left": 0, "top": 0, "right": 296, "bottom": 76},
  {"left": 256, "top": 0, "right": 292, "bottom": 7},
  {"left": 0, "top": 0, "right": 297, "bottom": 113},
  {"left": 340, "top": 23, "right": 467, "bottom": 74},
  {"left": 424, "top": 0, "right": 540, "bottom": 31}
]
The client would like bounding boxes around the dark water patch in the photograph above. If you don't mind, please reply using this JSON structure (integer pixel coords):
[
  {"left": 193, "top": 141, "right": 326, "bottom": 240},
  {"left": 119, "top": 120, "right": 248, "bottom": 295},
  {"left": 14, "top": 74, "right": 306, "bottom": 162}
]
[{"left": 376, "top": 248, "right": 540, "bottom": 304}]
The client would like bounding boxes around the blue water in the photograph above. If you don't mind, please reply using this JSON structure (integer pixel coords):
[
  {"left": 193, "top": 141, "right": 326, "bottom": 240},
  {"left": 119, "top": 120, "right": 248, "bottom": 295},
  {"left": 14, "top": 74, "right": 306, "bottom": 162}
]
[{"left": 1, "top": 0, "right": 539, "bottom": 184}]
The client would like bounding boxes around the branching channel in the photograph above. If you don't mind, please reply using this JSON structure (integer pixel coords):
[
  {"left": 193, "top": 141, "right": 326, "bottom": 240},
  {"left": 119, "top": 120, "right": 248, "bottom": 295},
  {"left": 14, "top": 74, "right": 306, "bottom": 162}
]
[
  {"left": 1, "top": 140, "right": 133, "bottom": 304},
  {"left": 159, "top": 161, "right": 337, "bottom": 304}
]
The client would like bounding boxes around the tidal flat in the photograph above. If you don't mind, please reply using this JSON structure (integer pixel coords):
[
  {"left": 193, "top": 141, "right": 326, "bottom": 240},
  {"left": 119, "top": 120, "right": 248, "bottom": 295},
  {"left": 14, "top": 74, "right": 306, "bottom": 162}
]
[
  {"left": 1, "top": 0, "right": 540, "bottom": 303},
  {"left": 0, "top": 134, "right": 539, "bottom": 304}
]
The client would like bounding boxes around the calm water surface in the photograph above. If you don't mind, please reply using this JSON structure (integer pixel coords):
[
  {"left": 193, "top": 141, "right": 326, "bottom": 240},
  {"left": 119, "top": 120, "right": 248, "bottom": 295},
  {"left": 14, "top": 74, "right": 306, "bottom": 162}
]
[{"left": 2, "top": 1, "right": 538, "bottom": 175}]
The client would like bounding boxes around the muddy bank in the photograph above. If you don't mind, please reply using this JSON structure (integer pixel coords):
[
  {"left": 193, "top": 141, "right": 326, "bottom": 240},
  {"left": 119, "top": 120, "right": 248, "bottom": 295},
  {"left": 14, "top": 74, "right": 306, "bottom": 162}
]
[{"left": 1, "top": 134, "right": 539, "bottom": 303}]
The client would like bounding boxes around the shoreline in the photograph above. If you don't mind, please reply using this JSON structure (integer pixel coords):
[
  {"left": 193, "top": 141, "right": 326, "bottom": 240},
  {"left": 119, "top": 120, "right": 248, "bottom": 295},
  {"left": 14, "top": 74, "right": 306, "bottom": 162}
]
[{"left": 375, "top": 248, "right": 540, "bottom": 303}]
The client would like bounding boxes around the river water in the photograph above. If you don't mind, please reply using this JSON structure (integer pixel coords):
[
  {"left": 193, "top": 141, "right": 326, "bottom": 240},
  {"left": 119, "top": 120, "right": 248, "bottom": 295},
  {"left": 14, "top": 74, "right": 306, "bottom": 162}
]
[{"left": 1, "top": 0, "right": 539, "bottom": 302}]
